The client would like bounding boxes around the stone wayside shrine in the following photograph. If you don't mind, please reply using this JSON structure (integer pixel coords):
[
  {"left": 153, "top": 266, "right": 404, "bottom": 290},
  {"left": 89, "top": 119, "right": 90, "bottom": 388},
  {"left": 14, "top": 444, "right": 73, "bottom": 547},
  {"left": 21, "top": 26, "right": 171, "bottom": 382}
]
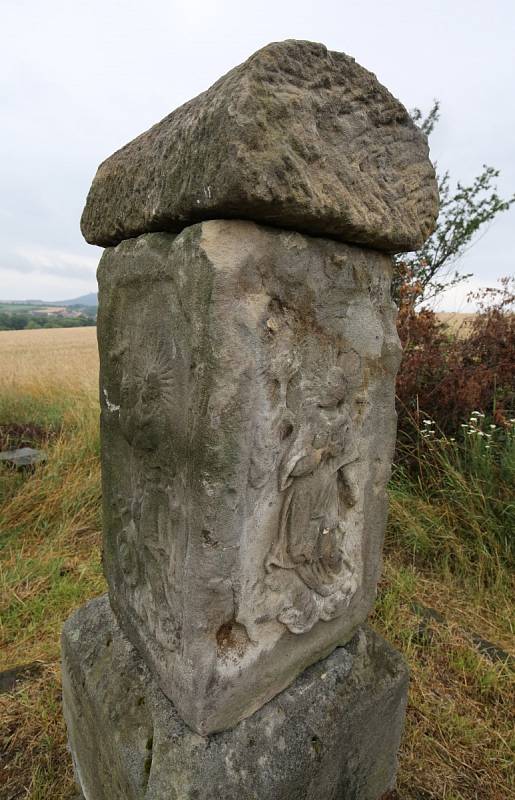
[{"left": 62, "top": 40, "right": 438, "bottom": 799}]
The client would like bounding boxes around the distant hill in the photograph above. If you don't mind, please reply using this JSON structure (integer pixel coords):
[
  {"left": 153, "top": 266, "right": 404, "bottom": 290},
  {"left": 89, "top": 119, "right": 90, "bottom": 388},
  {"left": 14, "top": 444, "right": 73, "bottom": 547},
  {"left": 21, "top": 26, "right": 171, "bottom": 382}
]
[
  {"left": 3, "top": 293, "right": 98, "bottom": 307},
  {"left": 58, "top": 292, "right": 98, "bottom": 307}
]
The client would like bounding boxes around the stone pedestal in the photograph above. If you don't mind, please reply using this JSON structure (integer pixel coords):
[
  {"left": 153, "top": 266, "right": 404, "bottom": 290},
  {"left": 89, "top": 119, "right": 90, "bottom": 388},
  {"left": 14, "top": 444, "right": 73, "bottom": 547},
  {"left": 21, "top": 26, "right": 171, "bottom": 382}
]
[
  {"left": 62, "top": 596, "right": 408, "bottom": 800},
  {"left": 63, "top": 38, "right": 438, "bottom": 799}
]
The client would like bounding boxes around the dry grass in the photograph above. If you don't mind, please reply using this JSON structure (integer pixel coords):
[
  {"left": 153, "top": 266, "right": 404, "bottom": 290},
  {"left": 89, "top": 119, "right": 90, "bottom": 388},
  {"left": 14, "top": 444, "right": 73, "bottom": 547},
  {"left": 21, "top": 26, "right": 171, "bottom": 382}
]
[
  {"left": 0, "top": 327, "right": 514, "bottom": 800},
  {"left": 373, "top": 559, "right": 514, "bottom": 799}
]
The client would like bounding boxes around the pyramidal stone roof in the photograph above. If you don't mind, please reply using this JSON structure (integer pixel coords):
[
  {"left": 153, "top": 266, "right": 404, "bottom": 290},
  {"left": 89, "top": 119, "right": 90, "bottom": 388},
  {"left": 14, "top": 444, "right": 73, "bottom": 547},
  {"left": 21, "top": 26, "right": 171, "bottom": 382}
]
[{"left": 81, "top": 40, "right": 438, "bottom": 252}]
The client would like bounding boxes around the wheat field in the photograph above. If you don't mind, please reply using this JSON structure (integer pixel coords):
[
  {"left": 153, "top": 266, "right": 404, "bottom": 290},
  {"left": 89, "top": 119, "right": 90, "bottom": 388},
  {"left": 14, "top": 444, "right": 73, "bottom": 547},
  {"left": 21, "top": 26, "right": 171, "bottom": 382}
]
[
  {"left": 436, "top": 311, "right": 476, "bottom": 337},
  {"left": 0, "top": 327, "right": 99, "bottom": 395}
]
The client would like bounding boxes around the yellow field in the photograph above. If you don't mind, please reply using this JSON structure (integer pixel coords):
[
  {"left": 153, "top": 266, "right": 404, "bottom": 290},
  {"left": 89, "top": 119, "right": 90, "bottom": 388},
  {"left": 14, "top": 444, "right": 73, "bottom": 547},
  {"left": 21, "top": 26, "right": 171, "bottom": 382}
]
[
  {"left": 0, "top": 327, "right": 99, "bottom": 395},
  {"left": 436, "top": 311, "right": 476, "bottom": 336}
]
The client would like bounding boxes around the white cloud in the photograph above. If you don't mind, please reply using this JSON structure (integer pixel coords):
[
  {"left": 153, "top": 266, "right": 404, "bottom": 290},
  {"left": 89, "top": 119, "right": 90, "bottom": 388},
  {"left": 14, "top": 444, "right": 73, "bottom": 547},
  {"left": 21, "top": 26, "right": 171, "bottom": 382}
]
[
  {"left": 0, "top": 267, "right": 96, "bottom": 302},
  {"left": 432, "top": 277, "right": 506, "bottom": 312},
  {"left": 10, "top": 246, "right": 99, "bottom": 279}
]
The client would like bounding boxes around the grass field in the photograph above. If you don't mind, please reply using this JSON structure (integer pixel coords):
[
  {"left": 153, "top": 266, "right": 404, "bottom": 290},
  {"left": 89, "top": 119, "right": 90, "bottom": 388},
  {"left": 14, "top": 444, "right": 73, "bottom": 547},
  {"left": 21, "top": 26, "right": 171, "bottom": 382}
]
[{"left": 0, "top": 327, "right": 513, "bottom": 800}]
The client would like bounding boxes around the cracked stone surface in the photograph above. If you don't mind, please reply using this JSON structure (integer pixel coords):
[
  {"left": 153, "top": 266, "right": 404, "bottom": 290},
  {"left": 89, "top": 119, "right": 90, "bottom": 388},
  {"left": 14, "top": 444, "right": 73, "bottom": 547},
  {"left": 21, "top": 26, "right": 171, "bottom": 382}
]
[
  {"left": 62, "top": 595, "right": 409, "bottom": 800},
  {"left": 81, "top": 40, "right": 438, "bottom": 252},
  {"left": 96, "top": 219, "right": 401, "bottom": 734}
]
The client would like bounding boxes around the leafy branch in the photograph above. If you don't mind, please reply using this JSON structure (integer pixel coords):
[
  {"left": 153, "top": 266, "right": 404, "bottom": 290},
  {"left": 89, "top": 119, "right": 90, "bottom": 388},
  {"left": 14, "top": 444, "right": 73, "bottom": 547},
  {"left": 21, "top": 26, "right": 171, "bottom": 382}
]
[{"left": 393, "top": 102, "right": 515, "bottom": 306}]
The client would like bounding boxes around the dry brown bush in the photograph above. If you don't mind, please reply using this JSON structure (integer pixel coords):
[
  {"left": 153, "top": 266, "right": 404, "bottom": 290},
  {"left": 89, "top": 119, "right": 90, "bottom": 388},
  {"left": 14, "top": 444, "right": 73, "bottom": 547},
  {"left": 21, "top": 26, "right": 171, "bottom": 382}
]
[{"left": 396, "top": 276, "right": 515, "bottom": 435}]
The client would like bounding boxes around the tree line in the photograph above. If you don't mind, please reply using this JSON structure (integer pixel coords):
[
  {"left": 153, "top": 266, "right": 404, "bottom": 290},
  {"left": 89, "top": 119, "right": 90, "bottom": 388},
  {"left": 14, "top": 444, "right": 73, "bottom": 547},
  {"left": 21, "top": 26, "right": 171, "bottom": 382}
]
[{"left": 0, "top": 312, "right": 96, "bottom": 331}]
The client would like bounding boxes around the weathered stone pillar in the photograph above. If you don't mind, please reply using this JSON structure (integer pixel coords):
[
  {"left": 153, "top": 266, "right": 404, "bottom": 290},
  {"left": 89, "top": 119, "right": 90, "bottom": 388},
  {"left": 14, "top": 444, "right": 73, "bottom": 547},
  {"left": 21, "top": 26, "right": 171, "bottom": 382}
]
[{"left": 63, "top": 39, "right": 437, "bottom": 799}]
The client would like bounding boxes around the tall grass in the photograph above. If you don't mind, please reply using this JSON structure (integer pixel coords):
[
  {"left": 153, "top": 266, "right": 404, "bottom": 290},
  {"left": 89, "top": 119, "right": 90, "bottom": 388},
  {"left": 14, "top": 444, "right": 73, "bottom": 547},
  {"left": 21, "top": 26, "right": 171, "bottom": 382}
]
[
  {"left": 389, "top": 413, "right": 515, "bottom": 592},
  {"left": 375, "top": 419, "right": 514, "bottom": 799},
  {"left": 0, "top": 329, "right": 104, "bottom": 669},
  {"left": 0, "top": 330, "right": 104, "bottom": 799},
  {"left": 0, "top": 392, "right": 103, "bottom": 662}
]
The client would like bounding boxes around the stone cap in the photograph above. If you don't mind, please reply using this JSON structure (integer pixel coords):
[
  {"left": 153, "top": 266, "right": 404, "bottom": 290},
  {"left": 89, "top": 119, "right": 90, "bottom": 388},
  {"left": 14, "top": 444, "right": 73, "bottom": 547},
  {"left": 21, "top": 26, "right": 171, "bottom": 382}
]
[{"left": 81, "top": 40, "right": 438, "bottom": 252}]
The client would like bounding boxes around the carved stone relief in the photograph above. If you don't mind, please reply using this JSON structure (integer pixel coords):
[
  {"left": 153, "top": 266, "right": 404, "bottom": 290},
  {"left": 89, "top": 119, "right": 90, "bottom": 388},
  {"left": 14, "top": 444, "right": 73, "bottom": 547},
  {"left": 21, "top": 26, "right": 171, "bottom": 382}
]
[
  {"left": 104, "top": 302, "right": 190, "bottom": 659},
  {"left": 64, "top": 43, "right": 436, "bottom": 800},
  {"left": 96, "top": 221, "right": 401, "bottom": 735},
  {"left": 264, "top": 389, "right": 361, "bottom": 634}
]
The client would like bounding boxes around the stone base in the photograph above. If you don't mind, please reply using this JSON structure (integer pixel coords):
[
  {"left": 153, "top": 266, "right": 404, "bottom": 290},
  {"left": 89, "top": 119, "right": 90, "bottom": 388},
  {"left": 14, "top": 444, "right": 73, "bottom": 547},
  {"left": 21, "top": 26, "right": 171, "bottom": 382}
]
[{"left": 62, "top": 596, "right": 408, "bottom": 800}]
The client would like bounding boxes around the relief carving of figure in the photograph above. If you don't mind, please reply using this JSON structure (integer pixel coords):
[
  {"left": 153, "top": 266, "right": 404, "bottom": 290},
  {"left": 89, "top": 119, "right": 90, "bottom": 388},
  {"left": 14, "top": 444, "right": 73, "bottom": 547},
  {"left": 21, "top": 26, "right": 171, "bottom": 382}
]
[
  {"left": 108, "top": 340, "right": 185, "bottom": 652},
  {"left": 265, "top": 367, "right": 361, "bottom": 634}
]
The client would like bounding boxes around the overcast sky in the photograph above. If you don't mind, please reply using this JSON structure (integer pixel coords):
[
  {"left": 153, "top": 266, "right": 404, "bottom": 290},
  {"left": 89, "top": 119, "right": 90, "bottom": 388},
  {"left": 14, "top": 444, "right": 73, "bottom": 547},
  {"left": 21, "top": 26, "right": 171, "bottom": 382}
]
[{"left": 1, "top": 0, "right": 513, "bottom": 308}]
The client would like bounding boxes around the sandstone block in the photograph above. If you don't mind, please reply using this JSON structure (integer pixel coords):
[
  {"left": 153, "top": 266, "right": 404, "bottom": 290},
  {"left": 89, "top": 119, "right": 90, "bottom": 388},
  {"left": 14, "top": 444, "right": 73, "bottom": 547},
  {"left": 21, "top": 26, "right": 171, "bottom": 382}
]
[
  {"left": 96, "top": 220, "right": 401, "bottom": 734},
  {"left": 81, "top": 40, "right": 438, "bottom": 252},
  {"left": 62, "top": 595, "right": 409, "bottom": 800}
]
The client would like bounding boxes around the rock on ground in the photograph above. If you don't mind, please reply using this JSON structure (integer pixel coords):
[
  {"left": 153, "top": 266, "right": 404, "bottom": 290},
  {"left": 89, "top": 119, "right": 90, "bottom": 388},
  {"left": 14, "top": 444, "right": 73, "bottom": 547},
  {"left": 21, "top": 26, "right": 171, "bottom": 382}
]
[{"left": 0, "top": 447, "right": 46, "bottom": 467}]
